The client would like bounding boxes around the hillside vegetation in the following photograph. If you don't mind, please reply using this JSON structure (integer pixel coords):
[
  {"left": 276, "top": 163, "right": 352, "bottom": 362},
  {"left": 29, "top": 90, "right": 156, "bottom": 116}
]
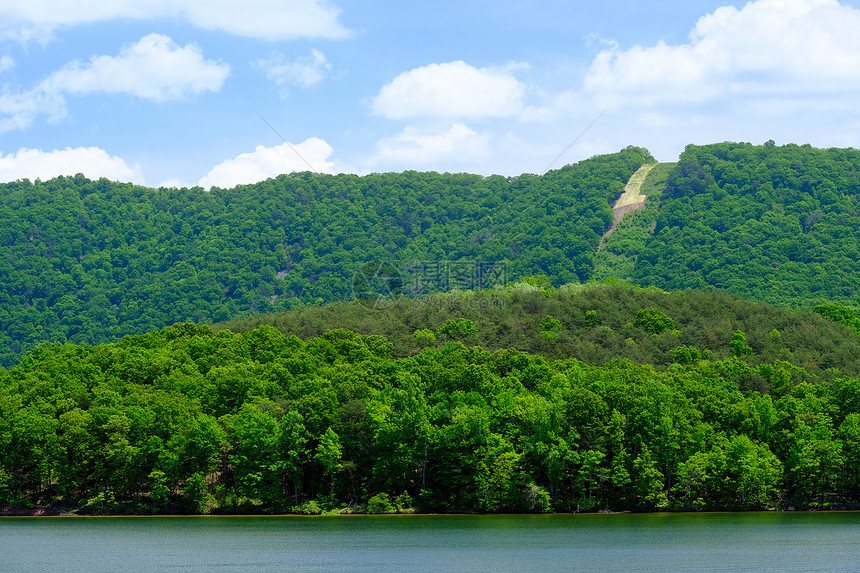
[
  {"left": 221, "top": 283, "right": 860, "bottom": 382},
  {"left": 0, "top": 147, "right": 649, "bottom": 366},
  {"left": 631, "top": 142, "right": 860, "bottom": 306},
  {"left": 6, "top": 140, "right": 860, "bottom": 370},
  {"left": 4, "top": 285, "right": 860, "bottom": 514},
  {"left": 8, "top": 137, "right": 860, "bottom": 514}
]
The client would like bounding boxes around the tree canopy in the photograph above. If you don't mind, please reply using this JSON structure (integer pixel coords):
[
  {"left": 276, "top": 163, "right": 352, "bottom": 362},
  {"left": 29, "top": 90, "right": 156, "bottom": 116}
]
[
  {"left": 0, "top": 148, "right": 649, "bottom": 366},
  {"left": 630, "top": 142, "right": 860, "bottom": 307},
  {"left": 3, "top": 285, "right": 860, "bottom": 515},
  {"left": 8, "top": 141, "right": 860, "bottom": 369}
]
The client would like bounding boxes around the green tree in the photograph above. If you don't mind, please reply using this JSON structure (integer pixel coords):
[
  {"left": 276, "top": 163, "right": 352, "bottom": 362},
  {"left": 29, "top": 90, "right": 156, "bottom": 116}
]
[
  {"left": 634, "top": 308, "right": 676, "bottom": 335},
  {"left": 730, "top": 330, "right": 753, "bottom": 357},
  {"left": 230, "top": 404, "right": 284, "bottom": 507},
  {"left": 437, "top": 319, "right": 477, "bottom": 341},
  {"left": 277, "top": 410, "right": 308, "bottom": 506},
  {"left": 785, "top": 421, "right": 843, "bottom": 506},
  {"left": 632, "top": 447, "right": 667, "bottom": 510},
  {"left": 315, "top": 427, "right": 343, "bottom": 496}
]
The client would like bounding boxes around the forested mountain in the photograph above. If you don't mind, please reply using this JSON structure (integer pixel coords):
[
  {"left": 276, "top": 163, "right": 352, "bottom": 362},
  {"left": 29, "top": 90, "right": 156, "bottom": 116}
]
[
  {"left": 4, "top": 284, "right": 860, "bottom": 515},
  {"left": 629, "top": 142, "right": 860, "bottom": 306},
  {"left": 0, "top": 147, "right": 649, "bottom": 367},
  {"left": 222, "top": 283, "right": 860, "bottom": 382},
  {"left": 6, "top": 140, "right": 860, "bottom": 369},
  {"left": 8, "top": 139, "right": 860, "bottom": 515}
]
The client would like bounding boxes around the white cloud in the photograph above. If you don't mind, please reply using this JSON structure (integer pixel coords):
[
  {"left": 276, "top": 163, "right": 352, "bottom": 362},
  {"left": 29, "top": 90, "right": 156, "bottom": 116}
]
[
  {"left": 374, "top": 123, "right": 490, "bottom": 165},
  {"left": 0, "top": 56, "right": 13, "bottom": 74},
  {"left": 255, "top": 49, "right": 331, "bottom": 96},
  {"left": 0, "top": 91, "right": 65, "bottom": 132},
  {"left": 0, "top": 0, "right": 350, "bottom": 42},
  {"left": 0, "top": 24, "right": 41, "bottom": 44},
  {"left": 0, "top": 34, "right": 228, "bottom": 132},
  {"left": 373, "top": 61, "right": 526, "bottom": 119},
  {"left": 198, "top": 138, "right": 335, "bottom": 188},
  {"left": 580, "top": 0, "right": 860, "bottom": 108},
  {"left": 0, "top": 147, "right": 143, "bottom": 183},
  {"left": 39, "top": 34, "right": 229, "bottom": 102},
  {"left": 182, "top": 0, "right": 350, "bottom": 41}
]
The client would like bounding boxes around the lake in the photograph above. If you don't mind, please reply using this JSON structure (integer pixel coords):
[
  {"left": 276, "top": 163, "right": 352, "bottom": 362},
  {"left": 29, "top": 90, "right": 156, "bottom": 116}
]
[{"left": 2, "top": 512, "right": 859, "bottom": 572}]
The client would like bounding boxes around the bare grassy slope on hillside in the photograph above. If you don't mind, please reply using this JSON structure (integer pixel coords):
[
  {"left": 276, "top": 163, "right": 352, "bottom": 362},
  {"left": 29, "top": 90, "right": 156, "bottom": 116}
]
[{"left": 598, "top": 162, "right": 657, "bottom": 252}]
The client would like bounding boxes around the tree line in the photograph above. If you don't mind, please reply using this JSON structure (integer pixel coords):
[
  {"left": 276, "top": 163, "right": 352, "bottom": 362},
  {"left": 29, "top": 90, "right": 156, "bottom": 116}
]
[
  {"left": 8, "top": 140, "right": 860, "bottom": 369},
  {"left": 0, "top": 148, "right": 649, "bottom": 367},
  {"left": 631, "top": 141, "right": 860, "bottom": 307},
  {"left": 3, "top": 285, "right": 860, "bottom": 514}
]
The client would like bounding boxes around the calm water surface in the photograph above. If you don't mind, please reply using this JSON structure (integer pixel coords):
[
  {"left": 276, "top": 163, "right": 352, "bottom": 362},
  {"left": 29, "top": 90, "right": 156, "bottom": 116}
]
[{"left": 2, "top": 512, "right": 860, "bottom": 572}]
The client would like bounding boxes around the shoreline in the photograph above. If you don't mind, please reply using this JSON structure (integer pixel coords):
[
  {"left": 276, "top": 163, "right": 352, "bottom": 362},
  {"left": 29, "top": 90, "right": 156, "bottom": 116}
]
[{"left": 4, "top": 507, "right": 858, "bottom": 518}]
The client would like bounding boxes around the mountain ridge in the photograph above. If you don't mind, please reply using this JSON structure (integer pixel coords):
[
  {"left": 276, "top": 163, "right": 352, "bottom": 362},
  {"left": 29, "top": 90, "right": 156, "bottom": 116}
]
[{"left": 4, "top": 141, "right": 860, "bottom": 366}]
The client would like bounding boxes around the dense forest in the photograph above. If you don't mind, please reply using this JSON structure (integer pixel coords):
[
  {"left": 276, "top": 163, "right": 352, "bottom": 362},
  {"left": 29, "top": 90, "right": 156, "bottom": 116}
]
[
  {"left": 7, "top": 141, "right": 860, "bottom": 368},
  {"left": 630, "top": 142, "right": 860, "bottom": 305},
  {"left": 7, "top": 140, "right": 860, "bottom": 515},
  {"left": 3, "top": 285, "right": 860, "bottom": 515},
  {"left": 222, "top": 283, "right": 860, "bottom": 380},
  {"left": 0, "top": 147, "right": 648, "bottom": 367}
]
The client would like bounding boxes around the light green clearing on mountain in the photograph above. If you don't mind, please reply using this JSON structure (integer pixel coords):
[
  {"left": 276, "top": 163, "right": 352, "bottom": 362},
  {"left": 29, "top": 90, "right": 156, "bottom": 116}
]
[{"left": 598, "top": 162, "right": 657, "bottom": 252}]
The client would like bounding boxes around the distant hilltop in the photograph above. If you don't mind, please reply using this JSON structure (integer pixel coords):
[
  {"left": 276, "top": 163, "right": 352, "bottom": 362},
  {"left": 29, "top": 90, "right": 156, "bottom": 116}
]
[{"left": 2, "top": 142, "right": 860, "bottom": 365}]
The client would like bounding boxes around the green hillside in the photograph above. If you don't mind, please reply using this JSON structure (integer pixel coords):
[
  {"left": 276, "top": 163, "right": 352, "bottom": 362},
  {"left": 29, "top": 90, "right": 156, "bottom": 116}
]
[
  {"left": 221, "top": 282, "right": 860, "bottom": 382},
  {"left": 0, "top": 147, "right": 649, "bottom": 367},
  {"left": 4, "top": 284, "right": 860, "bottom": 515},
  {"left": 631, "top": 142, "right": 860, "bottom": 306},
  {"left": 6, "top": 140, "right": 860, "bottom": 368}
]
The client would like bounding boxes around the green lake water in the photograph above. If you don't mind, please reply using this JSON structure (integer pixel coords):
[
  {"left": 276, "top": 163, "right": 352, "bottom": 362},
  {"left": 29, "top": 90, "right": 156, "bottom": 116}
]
[{"left": 2, "top": 512, "right": 860, "bottom": 572}]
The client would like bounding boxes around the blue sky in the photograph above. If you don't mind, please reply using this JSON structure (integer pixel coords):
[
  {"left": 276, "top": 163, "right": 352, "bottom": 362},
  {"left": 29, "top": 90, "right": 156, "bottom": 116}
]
[{"left": 2, "top": 0, "right": 860, "bottom": 188}]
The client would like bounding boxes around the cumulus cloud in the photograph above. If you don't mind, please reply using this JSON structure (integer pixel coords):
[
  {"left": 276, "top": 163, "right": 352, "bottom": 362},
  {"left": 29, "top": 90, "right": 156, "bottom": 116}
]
[
  {"left": 374, "top": 123, "right": 491, "bottom": 165},
  {"left": 198, "top": 138, "right": 335, "bottom": 188},
  {"left": 255, "top": 50, "right": 331, "bottom": 95},
  {"left": 0, "top": 147, "right": 144, "bottom": 183},
  {"left": 0, "top": 91, "right": 65, "bottom": 132},
  {"left": 580, "top": 0, "right": 860, "bottom": 108},
  {"left": 0, "top": 0, "right": 350, "bottom": 42},
  {"left": 0, "top": 34, "right": 228, "bottom": 132},
  {"left": 39, "top": 34, "right": 229, "bottom": 102},
  {"left": 373, "top": 61, "right": 526, "bottom": 119}
]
